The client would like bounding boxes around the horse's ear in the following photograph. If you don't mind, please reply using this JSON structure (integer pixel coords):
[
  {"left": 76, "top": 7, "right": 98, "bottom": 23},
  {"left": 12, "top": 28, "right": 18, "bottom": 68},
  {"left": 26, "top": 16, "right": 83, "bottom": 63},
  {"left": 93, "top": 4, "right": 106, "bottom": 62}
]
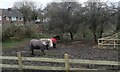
[{"left": 53, "top": 35, "right": 60, "bottom": 40}]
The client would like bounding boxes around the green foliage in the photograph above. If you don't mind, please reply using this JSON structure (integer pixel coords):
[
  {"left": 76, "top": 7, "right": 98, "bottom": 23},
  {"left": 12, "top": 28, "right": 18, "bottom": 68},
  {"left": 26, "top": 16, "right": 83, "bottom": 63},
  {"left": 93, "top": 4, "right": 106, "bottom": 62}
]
[{"left": 2, "top": 24, "right": 38, "bottom": 41}]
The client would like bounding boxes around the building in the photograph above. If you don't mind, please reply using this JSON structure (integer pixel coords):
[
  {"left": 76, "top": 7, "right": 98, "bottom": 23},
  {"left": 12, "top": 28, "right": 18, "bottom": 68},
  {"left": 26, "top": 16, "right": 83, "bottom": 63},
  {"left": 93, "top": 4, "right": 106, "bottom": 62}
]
[{"left": 0, "top": 8, "right": 23, "bottom": 25}]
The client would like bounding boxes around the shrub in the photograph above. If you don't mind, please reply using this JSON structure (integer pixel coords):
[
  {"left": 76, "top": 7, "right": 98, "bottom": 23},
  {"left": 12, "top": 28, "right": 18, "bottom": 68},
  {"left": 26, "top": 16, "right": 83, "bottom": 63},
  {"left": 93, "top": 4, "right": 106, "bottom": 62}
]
[{"left": 2, "top": 24, "right": 38, "bottom": 41}]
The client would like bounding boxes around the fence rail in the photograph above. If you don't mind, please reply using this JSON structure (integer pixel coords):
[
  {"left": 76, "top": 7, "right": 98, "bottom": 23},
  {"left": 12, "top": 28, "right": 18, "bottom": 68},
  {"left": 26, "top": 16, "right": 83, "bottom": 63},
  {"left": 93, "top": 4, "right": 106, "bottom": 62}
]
[
  {"left": 0, "top": 52, "right": 119, "bottom": 71},
  {"left": 0, "top": 64, "right": 99, "bottom": 70}
]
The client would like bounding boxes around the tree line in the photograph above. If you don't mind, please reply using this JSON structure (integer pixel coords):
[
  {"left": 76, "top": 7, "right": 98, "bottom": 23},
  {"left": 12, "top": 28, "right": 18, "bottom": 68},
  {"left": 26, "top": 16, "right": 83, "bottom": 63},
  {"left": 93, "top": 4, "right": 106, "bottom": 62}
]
[{"left": 13, "top": 1, "right": 120, "bottom": 42}]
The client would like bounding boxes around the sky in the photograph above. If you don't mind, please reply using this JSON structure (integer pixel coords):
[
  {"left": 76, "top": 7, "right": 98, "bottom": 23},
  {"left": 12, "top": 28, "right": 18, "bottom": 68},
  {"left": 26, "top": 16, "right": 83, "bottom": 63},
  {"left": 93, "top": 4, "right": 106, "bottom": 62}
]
[{"left": 0, "top": 0, "right": 119, "bottom": 9}]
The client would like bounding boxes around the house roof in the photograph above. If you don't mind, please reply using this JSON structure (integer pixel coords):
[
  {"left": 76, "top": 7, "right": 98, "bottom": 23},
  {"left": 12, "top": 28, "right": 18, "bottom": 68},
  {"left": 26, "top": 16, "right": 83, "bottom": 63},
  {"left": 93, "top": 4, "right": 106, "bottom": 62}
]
[{"left": 1, "top": 8, "right": 23, "bottom": 17}]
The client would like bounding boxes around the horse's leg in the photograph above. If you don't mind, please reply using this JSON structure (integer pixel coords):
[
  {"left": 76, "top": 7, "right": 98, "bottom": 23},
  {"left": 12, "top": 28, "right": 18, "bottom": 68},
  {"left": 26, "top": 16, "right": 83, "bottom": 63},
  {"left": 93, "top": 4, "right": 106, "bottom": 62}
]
[
  {"left": 46, "top": 44, "right": 49, "bottom": 50},
  {"left": 30, "top": 44, "right": 35, "bottom": 55},
  {"left": 30, "top": 47, "right": 34, "bottom": 55},
  {"left": 53, "top": 43, "right": 56, "bottom": 48},
  {"left": 41, "top": 50, "right": 45, "bottom": 55},
  {"left": 31, "top": 49, "right": 34, "bottom": 55}
]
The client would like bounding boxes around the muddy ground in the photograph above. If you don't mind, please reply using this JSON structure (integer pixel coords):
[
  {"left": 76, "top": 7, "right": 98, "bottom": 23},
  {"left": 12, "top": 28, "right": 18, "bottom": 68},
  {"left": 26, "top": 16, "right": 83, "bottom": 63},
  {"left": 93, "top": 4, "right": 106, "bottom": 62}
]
[{"left": 1, "top": 40, "right": 120, "bottom": 72}]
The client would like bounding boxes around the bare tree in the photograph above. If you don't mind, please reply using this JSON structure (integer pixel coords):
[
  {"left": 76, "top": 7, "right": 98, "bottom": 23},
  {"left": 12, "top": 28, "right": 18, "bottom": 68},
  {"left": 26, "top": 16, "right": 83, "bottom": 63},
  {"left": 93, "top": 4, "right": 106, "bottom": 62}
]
[
  {"left": 45, "top": 2, "right": 85, "bottom": 40},
  {"left": 116, "top": 1, "right": 120, "bottom": 31},
  {"left": 13, "top": 1, "right": 41, "bottom": 25},
  {"left": 85, "top": 2, "right": 117, "bottom": 42}
]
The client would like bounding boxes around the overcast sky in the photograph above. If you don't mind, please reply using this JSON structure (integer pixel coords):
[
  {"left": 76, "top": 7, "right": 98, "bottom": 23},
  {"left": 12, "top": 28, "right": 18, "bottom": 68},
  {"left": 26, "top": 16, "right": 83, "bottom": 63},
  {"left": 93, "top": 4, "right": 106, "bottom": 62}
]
[{"left": 0, "top": 0, "right": 119, "bottom": 9}]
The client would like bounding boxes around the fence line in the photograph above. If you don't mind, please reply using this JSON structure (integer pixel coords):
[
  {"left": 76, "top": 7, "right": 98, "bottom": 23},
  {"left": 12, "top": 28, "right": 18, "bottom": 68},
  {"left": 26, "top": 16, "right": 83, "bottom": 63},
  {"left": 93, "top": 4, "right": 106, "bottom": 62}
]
[
  {"left": 98, "top": 32, "right": 120, "bottom": 48},
  {"left": 0, "top": 52, "right": 119, "bottom": 71},
  {"left": 0, "top": 64, "right": 98, "bottom": 70},
  {"left": 98, "top": 39, "right": 120, "bottom": 48},
  {"left": 0, "top": 56, "right": 118, "bottom": 65}
]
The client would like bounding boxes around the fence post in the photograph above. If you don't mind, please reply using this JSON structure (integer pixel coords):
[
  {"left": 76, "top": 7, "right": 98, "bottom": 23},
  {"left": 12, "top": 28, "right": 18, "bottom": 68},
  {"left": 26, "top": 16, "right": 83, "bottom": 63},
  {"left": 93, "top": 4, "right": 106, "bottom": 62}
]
[
  {"left": 114, "top": 40, "right": 116, "bottom": 48},
  {"left": 17, "top": 52, "right": 23, "bottom": 72},
  {"left": 64, "top": 53, "right": 70, "bottom": 72},
  {"left": 98, "top": 39, "right": 100, "bottom": 48},
  {"left": 101, "top": 39, "right": 103, "bottom": 48}
]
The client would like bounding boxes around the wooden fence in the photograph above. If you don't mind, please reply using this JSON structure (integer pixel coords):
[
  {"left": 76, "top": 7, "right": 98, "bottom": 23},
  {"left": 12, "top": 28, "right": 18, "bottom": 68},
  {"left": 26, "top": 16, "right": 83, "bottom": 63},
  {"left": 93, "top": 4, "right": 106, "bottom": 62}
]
[
  {"left": 98, "top": 32, "right": 120, "bottom": 48},
  {"left": 98, "top": 39, "right": 120, "bottom": 48},
  {"left": 0, "top": 52, "right": 119, "bottom": 72}
]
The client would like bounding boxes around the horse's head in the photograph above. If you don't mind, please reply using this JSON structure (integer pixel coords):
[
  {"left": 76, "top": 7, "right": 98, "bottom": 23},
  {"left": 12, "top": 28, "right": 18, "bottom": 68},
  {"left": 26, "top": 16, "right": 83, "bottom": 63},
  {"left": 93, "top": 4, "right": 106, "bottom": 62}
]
[{"left": 54, "top": 35, "right": 60, "bottom": 40}]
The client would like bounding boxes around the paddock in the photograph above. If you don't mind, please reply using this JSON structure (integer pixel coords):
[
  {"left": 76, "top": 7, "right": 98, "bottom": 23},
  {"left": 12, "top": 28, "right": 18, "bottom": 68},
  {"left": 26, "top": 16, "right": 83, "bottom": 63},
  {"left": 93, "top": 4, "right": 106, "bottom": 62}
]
[{"left": 2, "top": 40, "right": 119, "bottom": 72}]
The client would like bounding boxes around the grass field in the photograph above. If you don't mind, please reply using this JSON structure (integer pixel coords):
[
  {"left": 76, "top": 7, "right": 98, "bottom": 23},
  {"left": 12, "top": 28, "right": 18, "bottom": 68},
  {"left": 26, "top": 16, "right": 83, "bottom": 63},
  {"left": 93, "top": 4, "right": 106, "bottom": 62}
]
[{"left": 2, "top": 39, "right": 29, "bottom": 48}]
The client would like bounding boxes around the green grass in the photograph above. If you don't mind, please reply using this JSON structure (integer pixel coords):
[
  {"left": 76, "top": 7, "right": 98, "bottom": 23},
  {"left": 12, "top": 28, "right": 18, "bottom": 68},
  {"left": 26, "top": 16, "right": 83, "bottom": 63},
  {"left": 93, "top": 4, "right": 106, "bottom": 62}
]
[
  {"left": 2, "top": 39, "right": 30, "bottom": 48},
  {"left": 2, "top": 40, "right": 22, "bottom": 48}
]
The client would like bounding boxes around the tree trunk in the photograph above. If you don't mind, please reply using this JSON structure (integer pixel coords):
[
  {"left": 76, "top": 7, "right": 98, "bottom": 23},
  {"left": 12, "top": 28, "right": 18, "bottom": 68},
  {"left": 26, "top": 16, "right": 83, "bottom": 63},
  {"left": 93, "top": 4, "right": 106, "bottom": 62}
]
[
  {"left": 99, "top": 31, "right": 103, "bottom": 38},
  {"left": 69, "top": 32, "right": 74, "bottom": 40},
  {"left": 23, "top": 16, "right": 27, "bottom": 26},
  {"left": 93, "top": 32, "right": 97, "bottom": 43},
  {"left": 98, "top": 26, "right": 103, "bottom": 38}
]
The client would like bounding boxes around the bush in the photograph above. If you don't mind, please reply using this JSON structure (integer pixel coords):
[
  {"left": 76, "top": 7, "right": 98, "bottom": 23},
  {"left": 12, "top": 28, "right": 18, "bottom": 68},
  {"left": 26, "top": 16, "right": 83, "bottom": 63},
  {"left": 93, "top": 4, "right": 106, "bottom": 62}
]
[{"left": 2, "top": 24, "right": 38, "bottom": 41}]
